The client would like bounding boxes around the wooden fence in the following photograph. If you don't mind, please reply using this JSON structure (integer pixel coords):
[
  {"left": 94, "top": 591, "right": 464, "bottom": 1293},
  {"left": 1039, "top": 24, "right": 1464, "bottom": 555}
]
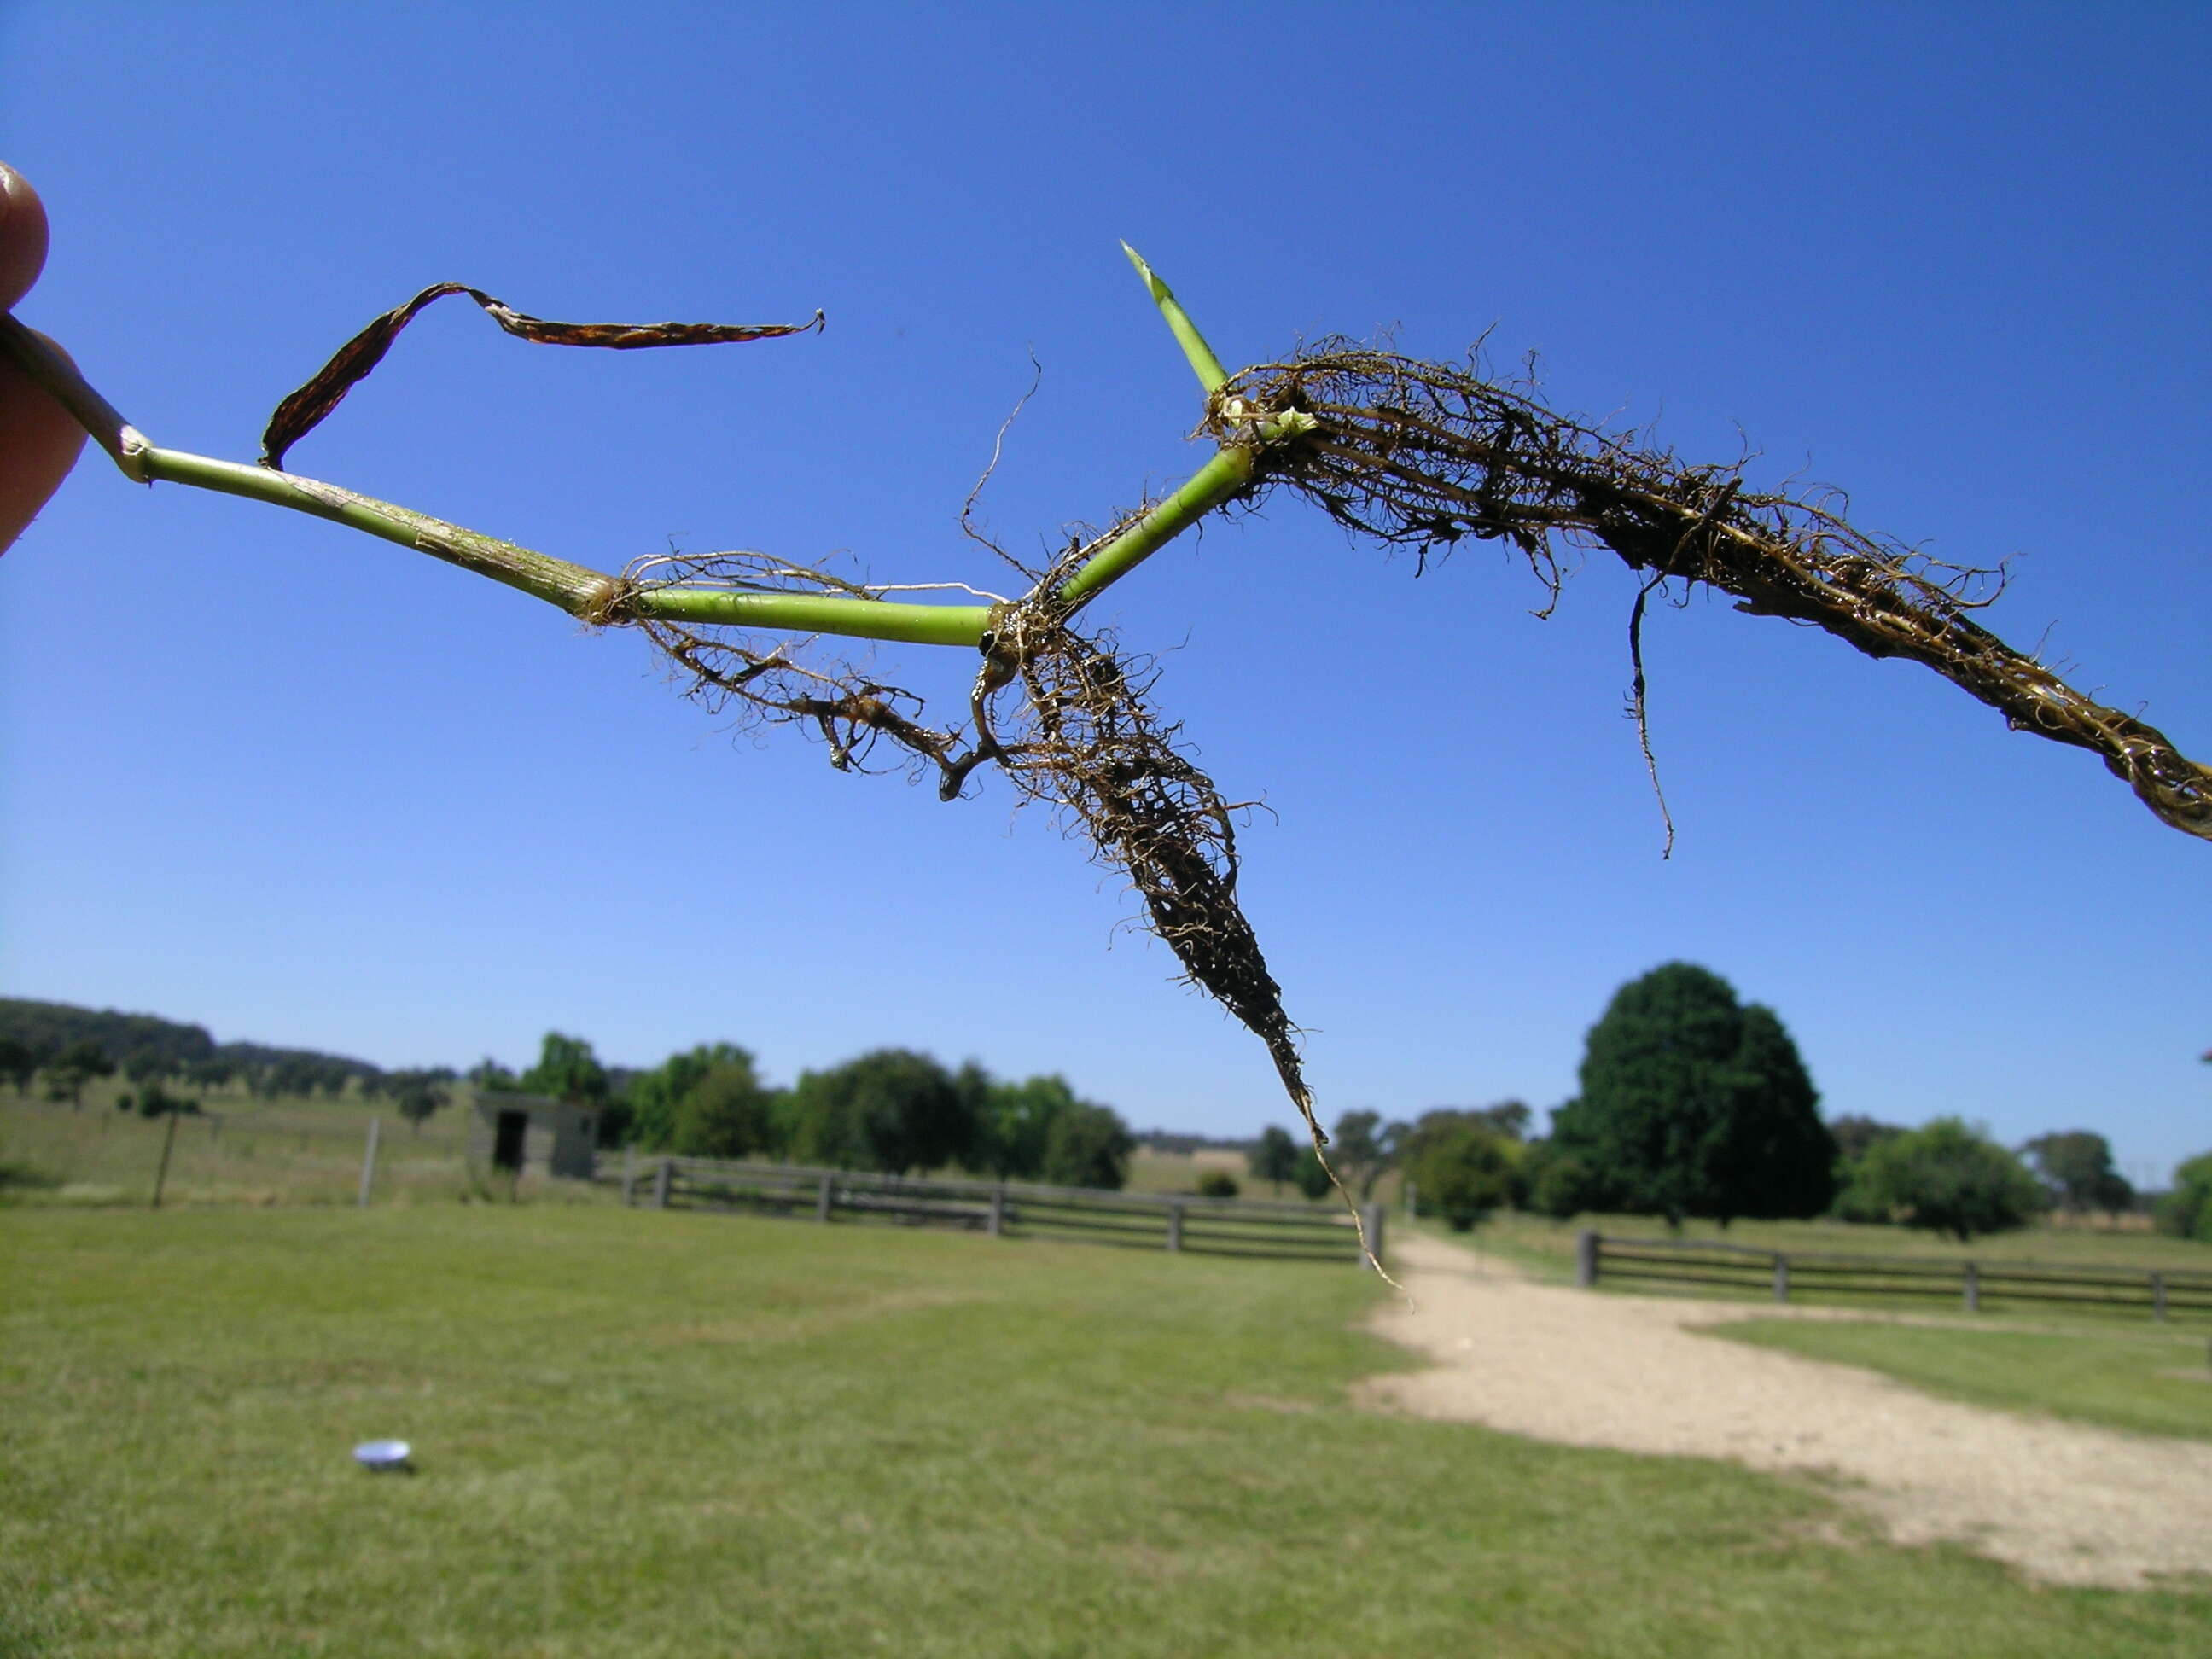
[
  {"left": 611, "top": 1153, "right": 1382, "bottom": 1266},
  {"left": 1575, "top": 1231, "right": 2212, "bottom": 1322}
]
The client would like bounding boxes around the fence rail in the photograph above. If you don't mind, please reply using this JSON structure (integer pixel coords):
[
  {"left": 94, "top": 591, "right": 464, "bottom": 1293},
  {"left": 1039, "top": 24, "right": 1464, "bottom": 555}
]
[
  {"left": 1575, "top": 1230, "right": 2212, "bottom": 1322},
  {"left": 612, "top": 1153, "right": 1381, "bottom": 1266}
]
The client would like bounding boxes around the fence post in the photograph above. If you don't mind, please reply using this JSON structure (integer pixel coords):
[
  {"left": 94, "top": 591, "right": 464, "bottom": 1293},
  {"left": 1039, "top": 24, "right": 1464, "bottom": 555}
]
[
  {"left": 988, "top": 1187, "right": 1006, "bottom": 1238},
  {"left": 1575, "top": 1230, "right": 1600, "bottom": 1289},
  {"left": 1772, "top": 1252, "right": 1790, "bottom": 1303},
  {"left": 1360, "top": 1202, "right": 1386, "bottom": 1267},
  {"left": 150, "top": 1108, "right": 182, "bottom": 1210},
  {"left": 653, "top": 1158, "right": 672, "bottom": 1210},
  {"left": 2152, "top": 1271, "right": 2168, "bottom": 1322},
  {"left": 816, "top": 1173, "right": 835, "bottom": 1224},
  {"left": 621, "top": 1144, "right": 637, "bottom": 1207},
  {"left": 1963, "top": 1261, "right": 1980, "bottom": 1313},
  {"left": 1166, "top": 1200, "right": 1185, "bottom": 1254},
  {"left": 357, "top": 1117, "right": 381, "bottom": 1208}
]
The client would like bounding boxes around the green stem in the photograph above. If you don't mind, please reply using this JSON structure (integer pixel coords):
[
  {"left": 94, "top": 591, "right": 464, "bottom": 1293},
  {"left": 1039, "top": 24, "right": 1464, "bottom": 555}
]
[
  {"left": 632, "top": 587, "right": 990, "bottom": 647},
  {"left": 151, "top": 447, "right": 994, "bottom": 641},
  {"left": 137, "top": 446, "right": 620, "bottom": 615},
  {"left": 1055, "top": 445, "right": 1255, "bottom": 608}
]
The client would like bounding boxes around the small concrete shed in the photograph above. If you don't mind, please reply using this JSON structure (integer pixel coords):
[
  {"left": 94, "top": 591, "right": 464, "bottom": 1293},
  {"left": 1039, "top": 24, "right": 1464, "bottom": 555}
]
[{"left": 467, "top": 1092, "right": 598, "bottom": 1181}]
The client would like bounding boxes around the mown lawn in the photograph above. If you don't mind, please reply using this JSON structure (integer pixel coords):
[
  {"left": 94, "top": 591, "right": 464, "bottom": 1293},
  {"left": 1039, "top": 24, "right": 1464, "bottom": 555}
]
[
  {"left": 1708, "top": 1318, "right": 2212, "bottom": 1443},
  {"left": 3, "top": 1206, "right": 2208, "bottom": 1656}
]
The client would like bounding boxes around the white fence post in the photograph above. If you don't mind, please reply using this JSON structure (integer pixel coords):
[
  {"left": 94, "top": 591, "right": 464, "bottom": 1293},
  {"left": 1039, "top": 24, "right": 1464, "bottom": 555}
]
[{"left": 357, "top": 1117, "right": 381, "bottom": 1208}]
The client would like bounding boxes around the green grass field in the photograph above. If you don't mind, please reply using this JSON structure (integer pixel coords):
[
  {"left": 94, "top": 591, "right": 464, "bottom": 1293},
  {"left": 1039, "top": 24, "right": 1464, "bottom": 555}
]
[
  {"left": 1708, "top": 1319, "right": 2212, "bottom": 1444},
  {"left": 4, "top": 1205, "right": 2209, "bottom": 1656},
  {"left": 0, "top": 1095, "right": 602, "bottom": 1211}
]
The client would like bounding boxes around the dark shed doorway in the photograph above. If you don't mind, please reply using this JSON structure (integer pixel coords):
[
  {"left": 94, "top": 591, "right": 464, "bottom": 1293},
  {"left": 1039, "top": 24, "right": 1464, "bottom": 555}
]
[{"left": 491, "top": 1109, "right": 529, "bottom": 1172}]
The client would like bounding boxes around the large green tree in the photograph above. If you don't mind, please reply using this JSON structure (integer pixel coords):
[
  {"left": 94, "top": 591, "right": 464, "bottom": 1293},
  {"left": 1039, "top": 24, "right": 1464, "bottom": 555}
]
[
  {"left": 518, "top": 1032, "right": 609, "bottom": 1106},
  {"left": 2021, "top": 1130, "right": 2133, "bottom": 1218},
  {"left": 1404, "top": 1120, "right": 1517, "bottom": 1231},
  {"left": 969, "top": 1071, "right": 1079, "bottom": 1181},
  {"left": 1825, "top": 1115, "right": 1908, "bottom": 1222},
  {"left": 669, "top": 1053, "right": 778, "bottom": 1161},
  {"left": 626, "top": 1042, "right": 758, "bottom": 1150},
  {"left": 1548, "top": 963, "right": 1836, "bottom": 1227},
  {"left": 1039, "top": 1100, "right": 1134, "bottom": 1190},
  {"left": 1395, "top": 1108, "right": 1513, "bottom": 1205},
  {"left": 2157, "top": 1152, "right": 2212, "bottom": 1243},
  {"left": 785, "top": 1049, "right": 975, "bottom": 1176},
  {"left": 1856, "top": 1118, "right": 2046, "bottom": 1241}
]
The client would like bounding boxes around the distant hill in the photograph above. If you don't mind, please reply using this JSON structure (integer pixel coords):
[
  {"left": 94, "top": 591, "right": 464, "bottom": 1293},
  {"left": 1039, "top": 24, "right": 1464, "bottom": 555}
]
[{"left": 0, "top": 997, "right": 386, "bottom": 1097}]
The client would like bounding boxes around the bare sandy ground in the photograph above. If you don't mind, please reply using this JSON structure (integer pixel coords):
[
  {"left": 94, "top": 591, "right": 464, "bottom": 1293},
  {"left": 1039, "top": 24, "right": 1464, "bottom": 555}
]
[{"left": 1358, "top": 1231, "right": 2212, "bottom": 1588}]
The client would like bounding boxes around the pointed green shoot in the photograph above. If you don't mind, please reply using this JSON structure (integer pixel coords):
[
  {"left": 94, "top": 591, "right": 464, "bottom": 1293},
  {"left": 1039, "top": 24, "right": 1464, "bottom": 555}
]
[{"left": 1121, "top": 242, "right": 1228, "bottom": 395}]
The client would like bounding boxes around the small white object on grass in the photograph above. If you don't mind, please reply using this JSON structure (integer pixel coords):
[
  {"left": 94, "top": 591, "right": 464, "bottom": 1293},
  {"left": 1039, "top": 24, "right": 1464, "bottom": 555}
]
[{"left": 352, "top": 1439, "right": 411, "bottom": 1472}]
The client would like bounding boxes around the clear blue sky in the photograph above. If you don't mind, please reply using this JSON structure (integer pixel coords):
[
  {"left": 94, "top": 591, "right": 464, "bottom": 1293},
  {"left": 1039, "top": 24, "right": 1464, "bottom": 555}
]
[{"left": 3, "top": 3, "right": 2205, "bottom": 1182}]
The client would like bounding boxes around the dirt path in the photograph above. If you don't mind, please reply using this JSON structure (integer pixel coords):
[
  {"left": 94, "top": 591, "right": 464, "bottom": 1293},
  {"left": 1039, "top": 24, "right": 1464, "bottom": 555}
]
[{"left": 1358, "top": 1231, "right": 2212, "bottom": 1588}]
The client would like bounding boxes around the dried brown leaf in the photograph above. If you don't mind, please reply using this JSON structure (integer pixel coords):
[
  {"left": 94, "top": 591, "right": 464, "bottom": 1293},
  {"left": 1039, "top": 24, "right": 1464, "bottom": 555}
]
[{"left": 259, "top": 283, "right": 823, "bottom": 469}]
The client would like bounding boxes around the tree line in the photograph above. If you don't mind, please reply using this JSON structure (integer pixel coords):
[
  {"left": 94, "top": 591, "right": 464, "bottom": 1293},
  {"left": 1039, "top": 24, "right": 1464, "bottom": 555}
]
[
  {"left": 1246, "top": 963, "right": 2206, "bottom": 1244},
  {"left": 0, "top": 998, "right": 1138, "bottom": 1188},
  {"left": 473, "top": 1033, "right": 1138, "bottom": 1189},
  {"left": 0, "top": 997, "right": 407, "bottom": 1105}
]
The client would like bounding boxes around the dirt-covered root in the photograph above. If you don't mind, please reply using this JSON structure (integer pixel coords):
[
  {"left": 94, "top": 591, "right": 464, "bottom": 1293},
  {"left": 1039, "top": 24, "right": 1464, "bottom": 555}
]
[
  {"left": 986, "top": 595, "right": 1317, "bottom": 1123},
  {"left": 1217, "top": 345, "right": 2212, "bottom": 841},
  {"left": 973, "top": 585, "right": 1394, "bottom": 1278}
]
